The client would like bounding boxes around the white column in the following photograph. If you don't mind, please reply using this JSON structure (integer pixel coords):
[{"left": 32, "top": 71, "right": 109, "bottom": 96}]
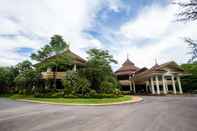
[
  {"left": 172, "top": 75, "right": 176, "bottom": 94},
  {"left": 150, "top": 77, "right": 155, "bottom": 94},
  {"left": 45, "top": 80, "right": 48, "bottom": 90},
  {"left": 155, "top": 75, "right": 160, "bottom": 95},
  {"left": 177, "top": 76, "right": 183, "bottom": 94},
  {"left": 146, "top": 81, "right": 149, "bottom": 93},
  {"left": 165, "top": 78, "right": 168, "bottom": 93},
  {"left": 162, "top": 75, "right": 167, "bottom": 94},
  {"left": 47, "top": 67, "right": 52, "bottom": 72},
  {"left": 133, "top": 80, "right": 136, "bottom": 93},
  {"left": 129, "top": 76, "right": 133, "bottom": 92},
  {"left": 73, "top": 64, "right": 77, "bottom": 72}
]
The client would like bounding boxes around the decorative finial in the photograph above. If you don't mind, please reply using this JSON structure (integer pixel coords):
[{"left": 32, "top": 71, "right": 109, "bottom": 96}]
[
  {"left": 155, "top": 58, "right": 158, "bottom": 65},
  {"left": 127, "top": 53, "right": 129, "bottom": 60}
]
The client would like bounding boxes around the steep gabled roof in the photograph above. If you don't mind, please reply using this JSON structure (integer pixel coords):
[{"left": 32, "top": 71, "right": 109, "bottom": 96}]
[
  {"left": 134, "top": 61, "right": 186, "bottom": 82},
  {"left": 35, "top": 49, "right": 86, "bottom": 66},
  {"left": 135, "top": 67, "right": 148, "bottom": 74},
  {"left": 115, "top": 59, "right": 139, "bottom": 76},
  {"left": 156, "top": 61, "right": 184, "bottom": 71},
  {"left": 66, "top": 49, "right": 86, "bottom": 64}
]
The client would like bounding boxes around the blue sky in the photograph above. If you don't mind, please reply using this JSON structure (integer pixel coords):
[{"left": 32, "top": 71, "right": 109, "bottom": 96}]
[{"left": 0, "top": 0, "right": 196, "bottom": 69}]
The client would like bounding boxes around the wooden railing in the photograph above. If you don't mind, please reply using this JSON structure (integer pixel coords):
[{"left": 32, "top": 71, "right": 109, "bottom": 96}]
[{"left": 41, "top": 72, "right": 66, "bottom": 79}]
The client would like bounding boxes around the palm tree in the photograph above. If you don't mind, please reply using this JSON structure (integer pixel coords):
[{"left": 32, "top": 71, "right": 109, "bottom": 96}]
[{"left": 49, "top": 35, "right": 69, "bottom": 89}]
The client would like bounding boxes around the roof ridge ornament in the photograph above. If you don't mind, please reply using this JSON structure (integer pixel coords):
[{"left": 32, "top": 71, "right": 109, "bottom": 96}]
[
  {"left": 155, "top": 58, "right": 158, "bottom": 65},
  {"left": 127, "top": 53, "right": 129, "bottom": 60}
]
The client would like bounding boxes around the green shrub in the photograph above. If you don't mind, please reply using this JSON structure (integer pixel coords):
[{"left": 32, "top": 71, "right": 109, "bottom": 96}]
[
  {"left": 62, "top": 70, "right": 91, "bottom": 96},
  {"left": 62, "top": 70, "right": 77, "bottom": 96},
  {"left": 121, "top": 91, "right": 131, "bottom": 95},
  {"left": 75, "top": 77, "right": 91, "bottom": 96},
  {"left": 15, "top": 69, "right": 40, "bottom": 94},
  {"left": 0, "top": 67, "right": 18, "bottom": 93},
  {"left": 100, "top": 81, "right": 114, "bottom": 94},
  {"left": 113, "top": 88, "right": 121, "bottom": 96},
  {"left": 181, "top": 63, "right": 197, "bottom": 92},
  {"left": 89, "top": 89, "right": 97, "bottom": 96}
]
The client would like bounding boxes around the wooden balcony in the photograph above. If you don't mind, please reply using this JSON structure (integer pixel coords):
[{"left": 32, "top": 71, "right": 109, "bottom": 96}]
[{"left": 41, "top": 72, "right": 66, "bottom": 79}]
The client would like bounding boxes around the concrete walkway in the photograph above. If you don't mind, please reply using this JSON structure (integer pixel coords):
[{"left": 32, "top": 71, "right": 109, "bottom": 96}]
[{"left": 0, "top": 96, "right": 197, "bottom": 131}]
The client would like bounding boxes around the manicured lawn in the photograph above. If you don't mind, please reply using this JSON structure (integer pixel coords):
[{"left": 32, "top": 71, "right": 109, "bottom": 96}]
[{"left": 1, "top": 94, "right": 132, "bottom": 105}]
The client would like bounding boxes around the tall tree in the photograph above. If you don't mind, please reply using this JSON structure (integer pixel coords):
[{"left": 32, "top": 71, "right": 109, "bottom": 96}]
[
  {"left": 181, "top": 63, "right": 197, "bottom": 92},
  {"left": 176, "top": 0, "right": 197, "bottom": 22},
  {"left": 175, "top": 0, "right": 197, "bottom": 62},
  {"left": 48, "top": 35, "right": 70, "bottom": 88},
  {"left": 0, "top": 66, "right": 18, "bottom": 93},
  {"left": 87, "top": 48, "right": 117, "bottom": 65},
  {"left": 31, "top": 45, "right": 52, "bottom": 62},
  {"left": 83, "top": 48, "right": 118, "bottom": 92},
  {"left": 184, "top": 38, "right": 197, "bottom": 62},
  {"left": 31, "top": 35, "right": 69, "bottom": 62},
  {"left": 16, "top": 60, "right": 33, "bottom": 73},
  {"left": 49, "top": 35, "right": 69, "bottom": 55}
]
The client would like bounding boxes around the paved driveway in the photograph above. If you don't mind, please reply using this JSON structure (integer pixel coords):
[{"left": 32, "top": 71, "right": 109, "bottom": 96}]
[{"left": 0, "top": 96, "right": 197, "bottom": 131}]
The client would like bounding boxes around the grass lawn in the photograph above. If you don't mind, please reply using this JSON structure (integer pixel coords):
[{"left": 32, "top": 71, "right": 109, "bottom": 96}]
[{"left": 1, "top": 94, "right": 132, "bottom": 105}]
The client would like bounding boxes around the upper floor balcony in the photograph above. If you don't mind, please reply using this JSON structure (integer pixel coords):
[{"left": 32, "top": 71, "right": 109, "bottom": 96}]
[{"left": 41, "top": 71, "right": 66, "bottom": 79}]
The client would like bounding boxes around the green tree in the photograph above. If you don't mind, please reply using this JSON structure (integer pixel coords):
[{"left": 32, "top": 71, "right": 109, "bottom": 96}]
[
  {"left": 16, "top": 60, "right": 32, "bottom": 73},
  {"left": 100, "top": 81, "right": 114, "bottom": 94},
  {"left": 49, "top": 35, "right": 69, "bottom": 55},
  {"left": 175, "top": 0, "right": 197, "bottom": 22},
  {"left": 31, "top": 45, "right": 52, "bottom": 62},
  {"left": 31, "top": 35, "right": 69, "bottom": 62},
  {"left": 82, "top": 48, "right": 118, "bottom": 93},
  {"left": 184, "top": 38, "right": 197, "bottom": 63},
  {"left": 62, "top": 70, "right": 90, "bottom": 96},
  {"left": 15, "top": 69, "right": 40, "bottom": 94},
  {"left": 181, "top": 63, "right": 197, "bottom": 92},
  {"left": 0, "top": 66, "right": 18, "bottom": 93}
]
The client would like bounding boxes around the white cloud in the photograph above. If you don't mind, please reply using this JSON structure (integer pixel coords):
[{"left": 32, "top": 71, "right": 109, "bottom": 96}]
[
  {"left": 0, "top": 0, "right": 105, "bottom": 66},
  {"left": 106, "top": 0, "right": 126, "bottom": 12},
  {"left": 115, "top": 3, "right": 197, "bottom": 69},
  {"left": 120, "top": 4, "right": 182, "bottom": 41},
  {"left": 1, "top": 0, "right": 196, "bottom": 70}
]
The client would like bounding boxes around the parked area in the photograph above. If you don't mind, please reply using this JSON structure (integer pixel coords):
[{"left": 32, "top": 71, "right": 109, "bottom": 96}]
[{"left": 0, "top": 96, "right": 197, "bottom": 131}]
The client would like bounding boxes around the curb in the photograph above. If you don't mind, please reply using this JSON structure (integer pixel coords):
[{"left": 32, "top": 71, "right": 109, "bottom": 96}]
[{"left": 18, "top": 96, "right": 143, "bottom": 106}]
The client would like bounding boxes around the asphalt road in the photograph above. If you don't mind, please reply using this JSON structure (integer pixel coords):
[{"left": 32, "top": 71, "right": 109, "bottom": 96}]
[{"left": 0, "top": 96, "right": 197, "bottom": 131}]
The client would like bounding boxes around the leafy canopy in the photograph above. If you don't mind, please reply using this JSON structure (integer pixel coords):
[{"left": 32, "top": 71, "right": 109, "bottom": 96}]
[
  {"left": 184, "top": 38, "right": 197, "bottom": 63},
  {"left": 16, "top": 60, "right": 32, "bottom": 73},
  {"left": 31, "top": 35, "right": 72, "bottom": 70},
  {"left": 175, "top": 0, "right": 197, "bottom": 22},
  {"left": 31, "top": 35, "right": 69, "bottom": 62},
  {"left": 0, "top": 66, "right": 18, "bottom": 88},
  {"left": 87, "top": 48, "right": 117, "bottom": 65},
  {"left": 181, "top": 62, "right": 197, "bottom": 91},
  {"left": 83, "top": 48, "right": 118, "bottom": 92},
  {"left": 14, "top": 69, "right": 40, "bottom": 94},
  {"left": 62, "top": 70, "right": 90, "bottom": 96}
]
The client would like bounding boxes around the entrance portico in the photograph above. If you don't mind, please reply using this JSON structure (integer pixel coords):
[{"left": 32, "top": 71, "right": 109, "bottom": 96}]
[
  {"left": 130, "top": 61, "right": 187, "bottom": 95},
  {"left": 147, "top": 74, "right": 183, "bottom": 95},
  {"left": 115, "top": 59, "right": 188, "bottom": 95}
]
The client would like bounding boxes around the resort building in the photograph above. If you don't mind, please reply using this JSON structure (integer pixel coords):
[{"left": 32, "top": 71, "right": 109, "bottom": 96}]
[
  {"left": 38, "top": 48, "right": 86, "bottom": 80},
  {"left": 115, "top": 58, "right": 188, "bottom": 95},
  {"left": 38, "top": 47, "right": 188, "bottom": 95}
]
